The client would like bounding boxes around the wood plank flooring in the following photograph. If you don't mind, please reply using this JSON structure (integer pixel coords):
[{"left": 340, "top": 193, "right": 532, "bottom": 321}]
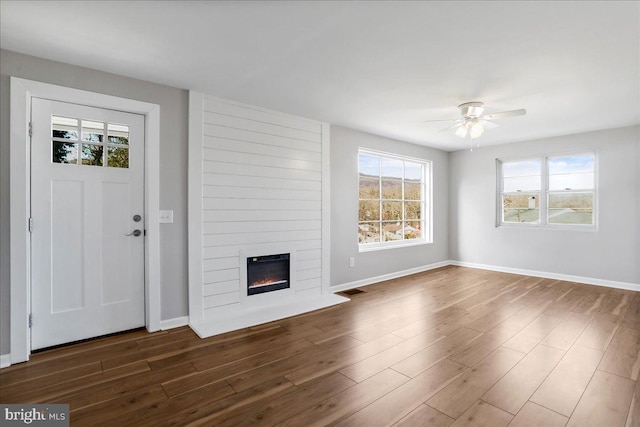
[{"left": 2, "top": 266, "right": 640, "bottom": 426}]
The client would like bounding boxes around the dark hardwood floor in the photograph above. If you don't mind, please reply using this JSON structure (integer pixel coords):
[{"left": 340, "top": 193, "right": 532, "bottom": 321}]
[{"left": 2, "top": 266, "right": 640, "bottom": 426}]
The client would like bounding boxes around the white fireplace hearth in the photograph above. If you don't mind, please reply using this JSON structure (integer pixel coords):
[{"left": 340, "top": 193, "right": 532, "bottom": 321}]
[
  {"left": 190, "top": 244, "right": 348, "bottom": 338},
  {"left": 189, "top": 291, "right": 348, "bottom": 338}
]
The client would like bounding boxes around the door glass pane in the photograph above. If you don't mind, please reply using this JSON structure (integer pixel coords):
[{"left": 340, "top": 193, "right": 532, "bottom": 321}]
[
  {"left": 82, "top": 144, "right": 104, "bottom": 166},
  {"left": 548, "top": 192, "right": 593, "bottom": 225},
  {"left": 358, "top": 222, "right": 380, "bottom": 244},
  {"left": 107, "top": 146, "right": 129, "bottom": 169},
  {"left": 502, "top": 193, "right": 539, "bottom": 223},
  {"left": 82, "top": 120, "right": 104, "bottom": 143},
  {"left": 52, "top": 141, "right": 78, "bottom": 164},
  {"left": 108, "top": 123, "right": 130, "bottom": 145},
  {"left": 52, "top": 116, "right": 78, "bottom": 140}
]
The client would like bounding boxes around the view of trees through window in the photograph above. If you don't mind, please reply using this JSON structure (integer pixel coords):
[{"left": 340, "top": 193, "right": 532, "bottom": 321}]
[
  {"left": 358, "top": 151, "right": 428, "bottom": 247},
  {"left": 500, "top": 154, "right": 595, "bottom": 226},
  {"left": 51, "top": 116, "right": 129, "bottom": 168}
]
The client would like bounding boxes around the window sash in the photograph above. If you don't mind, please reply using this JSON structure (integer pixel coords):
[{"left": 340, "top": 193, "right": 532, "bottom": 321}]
[
  {"left": 498, "top": 154, "right": 596, "bottom": 228},
  {"left": 358, "top": 149, "right": 430, "bottom": 248}
]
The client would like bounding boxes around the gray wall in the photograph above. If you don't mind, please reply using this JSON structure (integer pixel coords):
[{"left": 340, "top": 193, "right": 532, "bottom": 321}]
[
  {"left": 0, "top": 50, "right": 189, "bottom": 355},
  {"left": 2, "top": 49, "right": 637, "bottom": 358},
  {"left": 330, "top": 125, "right": 449, "bottom": 287},
  {"left": 449, "top": 125, "right": 640, "bottom": 285}
]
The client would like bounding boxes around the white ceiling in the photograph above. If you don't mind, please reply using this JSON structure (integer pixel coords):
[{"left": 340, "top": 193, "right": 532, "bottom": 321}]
[{"left": 1, "top": 1, "right": 638, "bottom": 151}]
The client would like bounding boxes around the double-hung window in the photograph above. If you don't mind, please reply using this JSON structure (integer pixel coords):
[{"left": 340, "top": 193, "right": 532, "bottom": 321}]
[
  {"left": 498, "top": 153, "right": 596, "bottom": 227},
  {"left": 358, "top": 149, "right": 431, "bottom": 250}
]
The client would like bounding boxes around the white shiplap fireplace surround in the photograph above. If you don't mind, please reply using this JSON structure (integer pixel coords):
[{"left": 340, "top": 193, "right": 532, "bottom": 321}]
[{"left": 188, "top": 92, "right": 347, "bottom": 338}]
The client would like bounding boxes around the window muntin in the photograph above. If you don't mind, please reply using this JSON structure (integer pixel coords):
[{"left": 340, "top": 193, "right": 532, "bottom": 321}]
[
  {"left": 358, "top": 150, "right": 431, "bottom": 250},
  {"left": 51, "top": 115, "right": 130, "bottom": 168},
  {"left": 498, "top": 153, "right": 595, "bottom": 227}
]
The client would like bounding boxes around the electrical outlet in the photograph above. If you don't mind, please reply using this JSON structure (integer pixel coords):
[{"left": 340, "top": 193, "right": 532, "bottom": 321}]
[{"left": 349, "top": 257, "right": 355, "bottom": 268}]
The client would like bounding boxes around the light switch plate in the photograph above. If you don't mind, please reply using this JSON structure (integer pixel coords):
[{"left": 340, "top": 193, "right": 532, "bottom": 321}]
[{"left": 159, "top": 210, "right": 174, "bottom": 224}]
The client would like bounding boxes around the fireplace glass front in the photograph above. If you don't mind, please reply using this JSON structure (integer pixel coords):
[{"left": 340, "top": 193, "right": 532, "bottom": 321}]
[{"left": 247, "top": 253, "right": 290, "bottom": 296}]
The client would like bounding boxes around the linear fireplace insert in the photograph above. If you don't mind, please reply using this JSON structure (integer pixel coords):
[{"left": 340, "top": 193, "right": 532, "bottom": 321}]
[{"left": 246, "top": 253, "right": 290, "bottom": 296}]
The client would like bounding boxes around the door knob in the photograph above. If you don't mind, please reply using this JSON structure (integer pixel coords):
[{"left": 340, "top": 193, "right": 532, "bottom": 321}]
[{"left": 126, "top": 229, "right": 142, "bottom": 237}]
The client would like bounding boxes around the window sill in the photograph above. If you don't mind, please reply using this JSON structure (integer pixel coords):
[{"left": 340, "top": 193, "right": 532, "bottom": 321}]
[
  {"left": 497, "top": 223, "right": 598, "bottom": 232},
  {"left": 358, "top": 239, "right": 431, "bottom": 253}
]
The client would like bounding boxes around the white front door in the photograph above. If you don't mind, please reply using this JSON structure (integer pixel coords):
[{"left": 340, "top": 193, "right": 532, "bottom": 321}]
[{"left": 30, "top": 98, "right": 145, "bottom": 350}]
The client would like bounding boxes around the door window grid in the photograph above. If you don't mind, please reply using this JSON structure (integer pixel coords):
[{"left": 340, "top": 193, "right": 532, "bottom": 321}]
[{"left": 51, "top": 115, "right": 129, "bottom": 168}]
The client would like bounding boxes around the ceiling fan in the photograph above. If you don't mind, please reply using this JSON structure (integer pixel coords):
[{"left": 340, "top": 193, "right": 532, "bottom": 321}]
[{"left": 425, "top": 102, "right": 526, "bottom": 139}]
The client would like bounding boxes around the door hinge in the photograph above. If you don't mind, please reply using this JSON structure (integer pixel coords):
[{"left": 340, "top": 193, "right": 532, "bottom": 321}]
[
  {"left": 28, "top": 122, "right": 33, "bottom": 138},
  {"left": 29, "top": 313, "right": 32, "bottom": 328},
  {"left": 28, "top": 217, "right": 33, "bottom": 233}
]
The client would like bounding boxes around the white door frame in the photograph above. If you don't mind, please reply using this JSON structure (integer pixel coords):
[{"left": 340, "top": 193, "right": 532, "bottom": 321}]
[{"left": 10, "top": 77, "right": 161, "bottom": 364}]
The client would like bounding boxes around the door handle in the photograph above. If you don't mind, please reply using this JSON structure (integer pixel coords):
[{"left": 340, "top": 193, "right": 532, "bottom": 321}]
[{"left": 126, "top": 229, "right": 142, "bottom": 237}]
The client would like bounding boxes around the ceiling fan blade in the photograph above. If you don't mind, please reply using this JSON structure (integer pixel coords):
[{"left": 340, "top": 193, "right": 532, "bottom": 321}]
[
  {"left": 439, "top": 121, "right": 465, "bottom": 132},
  {"left": 424, "top": 118, "right": 460, "bottom": 123},
  {"left": 482, "top": 108, "right": 526, "bottom": 120},
  {"left": 480, "top": 119, "right": 499, "bottom": 130}
]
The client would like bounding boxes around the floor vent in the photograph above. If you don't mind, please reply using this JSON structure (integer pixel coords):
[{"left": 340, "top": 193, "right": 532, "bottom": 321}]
[{"left": 342, "top": 288, "right": 365, "bottom": 296}]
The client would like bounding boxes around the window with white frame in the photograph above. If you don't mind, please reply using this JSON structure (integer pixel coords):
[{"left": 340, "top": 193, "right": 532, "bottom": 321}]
[
  {"left": 498, "top": 153, "right": 596, "bottom": 227},
  {"left": 358, "top": 149, "right": 431, "bottom": 250}
]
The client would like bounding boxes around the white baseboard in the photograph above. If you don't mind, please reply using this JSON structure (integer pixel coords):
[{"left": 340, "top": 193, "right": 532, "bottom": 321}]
[
  {"left": 330, "top": 260, "right": 451, "bottom": 293},
  {"left": 159, "top": 316, "right": 190, "bottom": 331},
  {"left": 331, "top": 259, "right": 639, "bottom": 294},
  {"left": 0, "top": 318, "right": 188, "bottom": 368},
  {"left": 449, "top": 260, "right": 640, "bottom": 292},
  {"left": 1, "top": 353, "right": 11, "bottom": 369}
]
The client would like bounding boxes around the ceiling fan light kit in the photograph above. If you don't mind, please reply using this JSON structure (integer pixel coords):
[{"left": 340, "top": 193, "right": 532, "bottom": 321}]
[
  {"left": 454, "top": 125, "right": 468, "bottom": 138},
  {"left": 424, "top": 101, "right": 526, "bottom": 149}
]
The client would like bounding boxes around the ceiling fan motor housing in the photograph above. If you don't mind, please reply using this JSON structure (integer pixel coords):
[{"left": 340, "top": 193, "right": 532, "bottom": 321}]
[{"left": 458, "top": 101, "right": 485, "bottom": 118}]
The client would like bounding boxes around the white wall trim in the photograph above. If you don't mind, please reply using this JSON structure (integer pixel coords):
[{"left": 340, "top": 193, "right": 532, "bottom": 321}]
[
  {"left": 187, "top": 90, "right": 204, "bottom": 325},
  {"left": 159, "top": 316, "right": 190, "bottom": 331},
  {"left": 145, "top": 104, "right": 162, "bottom": 333},
  {"left": 321, "top": 123, "right": 331, "bottom": 294},
  {"left": 450, "top": 260, "right": 640, "bottom": 292},
  {"left": 9, "top": 77, "right": 161, "bottom": 364},
  {"left": 0, "top": 354, "right": 11, "bottom": 369},
  {"left": 332, "top": 259, "right": 640, "bottom": 294},
  {"left": 330, "top": 261, "right": 451, "bottom": 293}
]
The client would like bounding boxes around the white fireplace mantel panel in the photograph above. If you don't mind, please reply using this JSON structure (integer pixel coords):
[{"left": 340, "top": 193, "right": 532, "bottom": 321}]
[{"left": 188, "top": 92, "right": 346, "bottom": 336}]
